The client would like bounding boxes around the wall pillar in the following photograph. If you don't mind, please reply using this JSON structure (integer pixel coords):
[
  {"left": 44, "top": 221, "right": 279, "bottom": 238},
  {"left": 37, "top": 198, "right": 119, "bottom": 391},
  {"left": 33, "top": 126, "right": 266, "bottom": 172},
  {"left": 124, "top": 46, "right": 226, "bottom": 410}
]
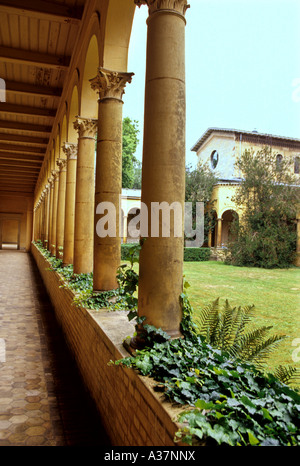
[
  {"left": 73, "top": 117, "right": 97, "bottom": 274},
  {"left": 217, "top": 218, "right": 222, "bottom": 247},
  {"left": 56, "top": 158, "right": 67, "bottom": 260},
  {"left": 50, "top": 170, "right": 59, "bottom": 256},
  {"left": 90, "top": 68, "right": 133, "bottom": 290},
  {"left": 130, "top": 0, "right": 190, "bottom": 347},
  {"left": 62, "top": 143, "right": 78, "bottom": 267}
]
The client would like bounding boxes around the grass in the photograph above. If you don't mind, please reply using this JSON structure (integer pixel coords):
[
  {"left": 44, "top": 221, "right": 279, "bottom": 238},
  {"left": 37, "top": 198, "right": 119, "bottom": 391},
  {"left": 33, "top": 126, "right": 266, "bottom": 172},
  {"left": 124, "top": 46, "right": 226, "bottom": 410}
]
[
  {"left": 122, "top": 258, "right": 300, "bottom": 387},
  {"left": 183, "top": 261, "right": 300, "bottom": 382}
]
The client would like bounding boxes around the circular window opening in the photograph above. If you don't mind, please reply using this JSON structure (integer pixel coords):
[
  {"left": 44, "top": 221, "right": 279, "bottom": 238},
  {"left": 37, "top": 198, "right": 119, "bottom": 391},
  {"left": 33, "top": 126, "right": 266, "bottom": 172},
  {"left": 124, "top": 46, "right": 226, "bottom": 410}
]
[{"left": 211, "top": 150, "right": 219, "bottom": 169}]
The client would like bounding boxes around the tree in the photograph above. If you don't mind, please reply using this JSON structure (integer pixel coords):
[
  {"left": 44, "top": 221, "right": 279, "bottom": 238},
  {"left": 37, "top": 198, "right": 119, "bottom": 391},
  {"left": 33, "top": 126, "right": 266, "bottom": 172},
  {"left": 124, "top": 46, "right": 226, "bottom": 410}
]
[
  {"left": 227, "top": 146, "right": 300, "bottom": 268},
  {"left": 122, "top": 117, "right": 140, "bottom": 189},
  {"left": 185, "top": 162, "right": 217, "bottom": 245}
]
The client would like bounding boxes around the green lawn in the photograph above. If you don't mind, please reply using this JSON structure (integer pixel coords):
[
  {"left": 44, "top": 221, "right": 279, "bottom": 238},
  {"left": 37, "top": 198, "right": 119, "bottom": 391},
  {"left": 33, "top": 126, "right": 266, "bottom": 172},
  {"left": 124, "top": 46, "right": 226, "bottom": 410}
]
[{"left": 183, "top": 261, "right": 300, "bottom": 380}]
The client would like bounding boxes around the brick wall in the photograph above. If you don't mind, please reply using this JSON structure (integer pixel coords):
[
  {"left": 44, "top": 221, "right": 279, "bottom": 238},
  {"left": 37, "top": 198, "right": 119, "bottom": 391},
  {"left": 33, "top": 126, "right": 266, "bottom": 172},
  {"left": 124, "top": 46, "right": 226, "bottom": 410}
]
[{"left": 31, "top": 243, "right": 184, "bottom": 446}]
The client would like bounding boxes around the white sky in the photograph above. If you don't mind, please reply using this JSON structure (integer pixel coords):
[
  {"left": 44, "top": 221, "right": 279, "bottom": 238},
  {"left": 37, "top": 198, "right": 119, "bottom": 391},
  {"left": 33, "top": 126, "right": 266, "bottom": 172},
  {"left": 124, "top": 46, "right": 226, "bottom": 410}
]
[{"left": 123, "top": 0, "right": 300, "bottom": 168}]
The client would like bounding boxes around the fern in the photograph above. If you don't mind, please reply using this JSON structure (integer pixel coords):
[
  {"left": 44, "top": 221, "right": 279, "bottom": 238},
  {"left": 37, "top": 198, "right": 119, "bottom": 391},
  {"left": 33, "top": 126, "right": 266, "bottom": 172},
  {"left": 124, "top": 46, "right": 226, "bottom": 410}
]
[
  {"left": 273, "top": 365, "right": 300, "bottom": 385},
  {"left": 194, "top": 298, "right": 291, "bottom": 372}
]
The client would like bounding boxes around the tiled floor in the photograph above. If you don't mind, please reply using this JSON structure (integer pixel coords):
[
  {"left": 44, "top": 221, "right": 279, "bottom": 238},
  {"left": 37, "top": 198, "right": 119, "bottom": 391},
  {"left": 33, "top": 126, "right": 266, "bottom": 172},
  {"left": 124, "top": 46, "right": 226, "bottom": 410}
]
[{"left": 0, "top": 250, "right": 111, "bottom": 446}]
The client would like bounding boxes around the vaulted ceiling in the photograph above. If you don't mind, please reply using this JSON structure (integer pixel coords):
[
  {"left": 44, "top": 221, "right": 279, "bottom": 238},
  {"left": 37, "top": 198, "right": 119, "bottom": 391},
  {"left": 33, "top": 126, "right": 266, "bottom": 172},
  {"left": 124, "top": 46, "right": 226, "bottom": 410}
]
[{"left": 0, "top": 0, "right": 85, "bottom": 195}]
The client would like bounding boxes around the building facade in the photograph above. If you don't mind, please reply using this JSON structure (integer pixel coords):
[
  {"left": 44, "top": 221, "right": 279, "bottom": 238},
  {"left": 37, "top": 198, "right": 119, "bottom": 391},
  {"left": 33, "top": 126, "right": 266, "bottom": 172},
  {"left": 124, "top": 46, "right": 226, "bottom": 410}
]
[{"left": 191, "top": 128, "right": 300, "bottom": 263}]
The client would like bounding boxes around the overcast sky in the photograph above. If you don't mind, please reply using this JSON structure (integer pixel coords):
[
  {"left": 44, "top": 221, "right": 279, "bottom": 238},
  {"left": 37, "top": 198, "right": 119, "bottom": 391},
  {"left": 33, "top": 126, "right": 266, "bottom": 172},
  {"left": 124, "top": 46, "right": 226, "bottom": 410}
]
[{"left": 123, "top": 0, "right": 300, "bottom": 168}]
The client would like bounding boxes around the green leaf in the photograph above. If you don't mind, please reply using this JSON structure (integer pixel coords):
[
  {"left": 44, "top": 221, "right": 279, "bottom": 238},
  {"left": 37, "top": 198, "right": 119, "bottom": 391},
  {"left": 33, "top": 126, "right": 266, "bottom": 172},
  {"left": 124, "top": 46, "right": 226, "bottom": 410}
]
[{"left": 248, "top": 431, "right": 260, "bottom": 446}]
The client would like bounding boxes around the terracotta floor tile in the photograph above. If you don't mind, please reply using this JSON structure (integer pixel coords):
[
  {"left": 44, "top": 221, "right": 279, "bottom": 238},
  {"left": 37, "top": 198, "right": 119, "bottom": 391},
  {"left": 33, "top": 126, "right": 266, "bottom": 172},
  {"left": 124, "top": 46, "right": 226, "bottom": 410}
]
[{"left": 0, "top": 250, "right": 110, "bottom": 446}]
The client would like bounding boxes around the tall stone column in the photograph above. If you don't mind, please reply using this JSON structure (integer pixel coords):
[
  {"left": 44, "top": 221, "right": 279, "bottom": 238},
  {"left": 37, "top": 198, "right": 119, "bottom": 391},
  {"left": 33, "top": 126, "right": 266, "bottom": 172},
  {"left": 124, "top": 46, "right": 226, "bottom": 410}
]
[
  {"left": 56, "top": 158, "right": 67, "bottom": 260},
  {"left": 47, "top": 176, "right": 54, "bottom": 251},
  {"left": 73, "top": 117, "right": 97, "bottom": 274},
  {"left": 50, "top": 170, "right": 59, "bottom": 256},
  {"left": 131, "top": 0, "right": 190, "bottom": 346},
  {"left": 44, "top": 184, "right": 50, "bottom": 249},
  {"left": 40, "top": 189, "right": 47, "bottom": 244},
  {"left": 62, "top": 143, "right": 78, "bottom": 267},
  {"left": 26, "top": 197, "right": 33, "bottom": 251},
  {"left": 217, "top": 218, "right": 222, "bottom": 247},
  {"left": 90, "top": 68, "right": 133, "bottom": 290}
]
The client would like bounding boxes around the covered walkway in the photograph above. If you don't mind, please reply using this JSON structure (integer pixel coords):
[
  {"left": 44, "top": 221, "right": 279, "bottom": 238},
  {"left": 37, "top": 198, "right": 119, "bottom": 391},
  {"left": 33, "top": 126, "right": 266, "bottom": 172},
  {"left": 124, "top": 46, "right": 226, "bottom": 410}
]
[{"left": 0, "top": 250, "right": 110, "bottom": 446}]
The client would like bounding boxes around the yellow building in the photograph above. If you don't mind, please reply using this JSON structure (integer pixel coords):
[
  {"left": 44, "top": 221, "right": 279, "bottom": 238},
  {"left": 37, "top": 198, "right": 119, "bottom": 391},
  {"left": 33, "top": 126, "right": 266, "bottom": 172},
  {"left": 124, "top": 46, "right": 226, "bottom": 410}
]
[{"left": 191, "top": 128, "right": 300, "bottom": 261}]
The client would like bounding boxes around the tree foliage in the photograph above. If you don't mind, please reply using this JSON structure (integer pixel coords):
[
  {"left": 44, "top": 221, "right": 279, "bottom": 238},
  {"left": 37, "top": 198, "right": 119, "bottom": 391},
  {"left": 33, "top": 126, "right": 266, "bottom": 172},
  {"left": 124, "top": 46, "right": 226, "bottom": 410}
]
[
  {"left": 185, "top": 161, "right": 217, "bottom": 245},
  {"left": 122, "top": 117, "right": 141, "bottom": 189},
  {"left": 227, "top": 147, "right": 300, "bottom": 268}
]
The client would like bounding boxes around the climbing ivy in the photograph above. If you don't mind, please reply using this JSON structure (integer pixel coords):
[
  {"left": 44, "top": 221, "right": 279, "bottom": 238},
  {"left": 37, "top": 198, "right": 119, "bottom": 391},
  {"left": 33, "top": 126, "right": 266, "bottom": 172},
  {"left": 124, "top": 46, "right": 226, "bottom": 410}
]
[{"left": 34, "top": 240, "right": 300, "bottom": 446}]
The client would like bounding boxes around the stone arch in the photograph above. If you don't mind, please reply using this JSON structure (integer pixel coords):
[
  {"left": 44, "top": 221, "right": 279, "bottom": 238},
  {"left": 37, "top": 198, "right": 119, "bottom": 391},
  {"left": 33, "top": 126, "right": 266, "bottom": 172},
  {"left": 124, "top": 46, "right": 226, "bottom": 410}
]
[
  {"left": 221, "top": 209, "right": 239, "bottom": 244},
  {"left": 61, "top": 113, "right": 68, "bottom": 150},
  {"left": 80, "top": 34, "right": 100, "bottom": 119},
  {"left": 68, "top": 84, "right": 79, "bottom": 144},
  {"left": 127, "top": 206, "right": 141, "bottom": 243},
  {"left": 103, "top": 0, "right": 136, "bottom": 71}
]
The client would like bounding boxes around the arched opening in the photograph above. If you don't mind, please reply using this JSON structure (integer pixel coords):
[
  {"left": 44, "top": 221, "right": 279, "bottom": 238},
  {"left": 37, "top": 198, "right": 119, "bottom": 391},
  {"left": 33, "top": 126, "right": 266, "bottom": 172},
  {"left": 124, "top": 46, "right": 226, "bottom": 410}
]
[
  {"left": 61, "top": 113, "right": 68, "bottom": 151},
  {"left": 127, "top": 207, "right": 141, "bottom": 243},
  {"left": 221, "top": 209, "right": 238, "bottom": 244},
  {"left": 81, "top": 35, "right": 99, "bottom": 119},
  {"left": 103, "top": 0, "right": 136, "bottom": 71},
  {"left": 68, "top": 85, "right": 79, "bottom": 143}
]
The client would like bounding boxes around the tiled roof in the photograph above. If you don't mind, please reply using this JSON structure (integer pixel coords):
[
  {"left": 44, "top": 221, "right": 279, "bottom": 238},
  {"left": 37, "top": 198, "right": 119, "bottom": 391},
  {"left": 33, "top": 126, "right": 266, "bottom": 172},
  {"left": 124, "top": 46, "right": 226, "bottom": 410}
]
[{"left": 191, "top": 127, "right": 300, "bottom": 152}]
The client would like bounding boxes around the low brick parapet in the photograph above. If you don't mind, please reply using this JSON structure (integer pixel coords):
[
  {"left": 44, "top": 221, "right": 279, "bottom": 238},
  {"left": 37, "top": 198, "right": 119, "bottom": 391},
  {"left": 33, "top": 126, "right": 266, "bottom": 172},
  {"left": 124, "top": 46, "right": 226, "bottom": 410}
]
[{"left": 31, "top": 243, "right": 184, "bottom": 446}]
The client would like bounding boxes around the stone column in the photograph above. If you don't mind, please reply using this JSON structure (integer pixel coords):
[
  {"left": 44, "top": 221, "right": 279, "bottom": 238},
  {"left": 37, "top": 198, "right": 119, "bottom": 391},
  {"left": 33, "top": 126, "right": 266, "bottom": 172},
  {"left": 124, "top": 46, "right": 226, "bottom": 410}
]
[
  {"left": 123, "top": 215, "right": 128, "bottom": 244},
  {"left": 44, "top": 184, "right": 50, "bottom": 249},
  {"left": 62, "top": 143, "right": 78, "bottom": 267},
  {"left": 50, "top": 170, "right": 59, "bottom": 256},
  {"left": 208, "top": 229, "right": 212, "bottom": 248},
  {"left": 40, "top": 189, "right": 47, "bottom": 244},
  {"left": 217, "top": 218, "right": 222, "bottom": 247},
  {"left": 131, "top": 0, "right": 190, "bottom": 347},
  {"left": 56, "top": 158, "right": 67, "bottom": 260},
  {"left": 47, "top": 176, "right": 54, "bottom": 251},
  {"left": 90, "top": 68, "right": 133, "bottom": 290},
  {"left": 26, "top": 197, "right": 33, "bottom": 251},
  {"left": 73, "top": 117, "right": 97, "bottom": 274}
]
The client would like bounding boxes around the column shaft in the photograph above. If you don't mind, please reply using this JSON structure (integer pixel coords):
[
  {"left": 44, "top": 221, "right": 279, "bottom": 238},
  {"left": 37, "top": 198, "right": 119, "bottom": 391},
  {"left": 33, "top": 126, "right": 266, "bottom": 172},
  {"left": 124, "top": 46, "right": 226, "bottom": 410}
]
[
  {"left": 50, "top": 171, "right": 59, "bottom": 256},
  {"left": 217, "top": 218, "right": 222, "bottom": 247},
  {"left": 135, "top": 0, "right": 189, "bottom": 342},
  {"left": 48, "top": 177, "right": 54, "bottom": 251},
  {"left": 90, "top": 69, "right": 133, "bottom": 290},
  {"left": 56, "top": 159, "right": 67, "bottom": 259},
  {"left": 73, "top": 118, "right": 97, "bottom": 274},
  {"left": 63, "top": 144, "right": 77, "bottom": 266}
]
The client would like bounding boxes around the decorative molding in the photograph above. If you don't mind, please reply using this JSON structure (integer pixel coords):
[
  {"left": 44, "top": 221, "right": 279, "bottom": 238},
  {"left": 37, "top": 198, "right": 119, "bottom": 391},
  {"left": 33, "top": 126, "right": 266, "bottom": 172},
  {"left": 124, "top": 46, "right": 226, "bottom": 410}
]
[
  {"left": 51, "top": 169, "right": 59, "bottom": 180},
  {"left": 90, "top": 68, "right": 134, "bottom": 102},
  {"left": 56, "top": 158, "right": 67, "bottom": 171},
  {"left": 134, "top": 0, "right": 190, "bottom": 16},
  {"left": 73, "top": 116, "right": 97, "bottom": 139},
  {"left": 62, "top": 142, "right": 78, "bottom": 160},
  {"left": 48, "top": 176, "right": 54, "bottom": 186}
]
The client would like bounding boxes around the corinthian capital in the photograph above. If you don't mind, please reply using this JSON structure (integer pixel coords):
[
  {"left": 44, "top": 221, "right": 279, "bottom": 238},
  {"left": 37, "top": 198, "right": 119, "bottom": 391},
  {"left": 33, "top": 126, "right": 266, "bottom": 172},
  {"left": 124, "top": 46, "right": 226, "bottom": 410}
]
[
  {"left": 73, "top": 117, "right": 97, "bottom": 139},
  {"left": 56, "top": 158, "right": 67, "bottom": 171},
  {"left": 135, "top": 0, "right": 190, "bottom": 16},
  {"left": 62, "top": 142, "right": 78, "bottom": 160},
  {"left": 90, "top": 68, "right": 134, "bottom": 102}
]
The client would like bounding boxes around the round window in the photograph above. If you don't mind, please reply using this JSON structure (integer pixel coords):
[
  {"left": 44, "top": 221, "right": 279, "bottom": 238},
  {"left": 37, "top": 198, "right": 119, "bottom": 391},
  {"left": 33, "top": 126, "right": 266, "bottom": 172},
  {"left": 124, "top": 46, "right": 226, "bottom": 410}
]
[{"left": 210, "top": 150, "right": 219, "bottom": 169}]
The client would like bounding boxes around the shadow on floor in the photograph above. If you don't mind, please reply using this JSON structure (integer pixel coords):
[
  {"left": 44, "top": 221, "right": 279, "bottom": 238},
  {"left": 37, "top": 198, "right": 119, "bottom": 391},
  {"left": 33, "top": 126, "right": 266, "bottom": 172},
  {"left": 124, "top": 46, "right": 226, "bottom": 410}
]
[{"left": 28, "top": 254, "right": 111, "bottom": 446}]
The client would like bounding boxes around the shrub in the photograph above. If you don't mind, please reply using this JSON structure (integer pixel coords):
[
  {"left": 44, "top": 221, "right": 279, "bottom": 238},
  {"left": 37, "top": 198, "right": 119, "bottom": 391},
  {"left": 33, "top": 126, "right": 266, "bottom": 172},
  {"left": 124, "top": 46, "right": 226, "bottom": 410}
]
[{"left": 184, "top": 247, "right": 211, "bottom": 262}]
